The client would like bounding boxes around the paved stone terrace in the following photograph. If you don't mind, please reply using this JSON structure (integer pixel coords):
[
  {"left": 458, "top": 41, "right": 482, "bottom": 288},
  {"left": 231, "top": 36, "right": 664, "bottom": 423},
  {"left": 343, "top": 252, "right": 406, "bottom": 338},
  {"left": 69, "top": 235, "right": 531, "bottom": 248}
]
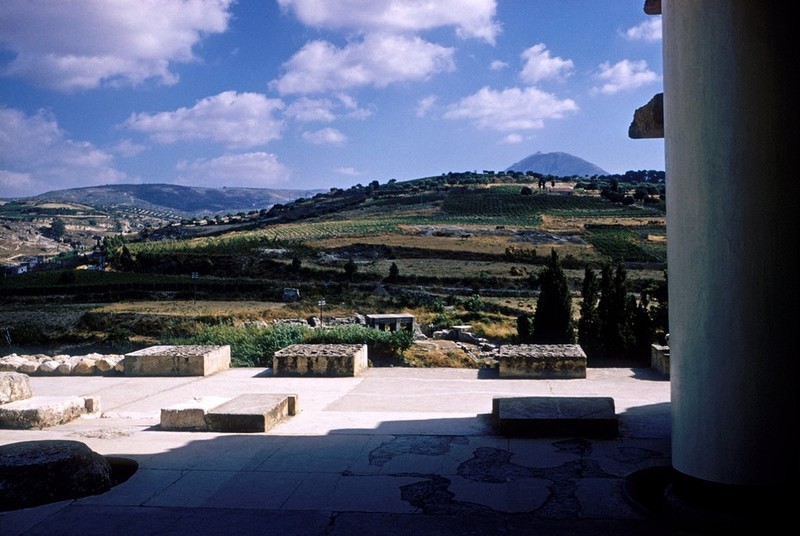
[{"left": 0, "top": 366, "right": 703, "bottom": 535}]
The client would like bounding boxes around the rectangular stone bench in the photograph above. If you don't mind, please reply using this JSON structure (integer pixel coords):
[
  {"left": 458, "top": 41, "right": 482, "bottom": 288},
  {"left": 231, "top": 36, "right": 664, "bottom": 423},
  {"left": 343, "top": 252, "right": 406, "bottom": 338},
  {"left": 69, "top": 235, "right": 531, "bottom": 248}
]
[
  {"left": 272, "top": 344, "right": 368, "bottom": 377},
  {"left": 497, "top": 344, "right": 586, "bottom": 379},
  {"left": 492, "top": 396, "right": 618, "bottom": 438},
  {"left": 160, "top": 393, "right": 298, "bottom": 433},
  {"left": 123, "top": 345, "right": 230, "bottom": 376}
]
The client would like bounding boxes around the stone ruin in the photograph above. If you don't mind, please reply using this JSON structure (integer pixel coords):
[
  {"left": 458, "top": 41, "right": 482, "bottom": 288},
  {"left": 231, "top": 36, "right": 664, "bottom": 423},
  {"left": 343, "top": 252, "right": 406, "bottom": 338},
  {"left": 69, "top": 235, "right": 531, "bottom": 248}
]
[
  {"left": 497, "top": 344, "right": 587, "bottom": 379},
  {"left": 273, "top": 343, "right": 368, "bottom": 377}
]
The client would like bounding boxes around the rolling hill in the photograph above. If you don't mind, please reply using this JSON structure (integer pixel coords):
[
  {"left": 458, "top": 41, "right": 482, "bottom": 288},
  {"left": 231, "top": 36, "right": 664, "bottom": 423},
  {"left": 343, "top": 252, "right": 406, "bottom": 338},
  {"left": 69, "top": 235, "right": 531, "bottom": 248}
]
[{"left": 28, "top": 184, "right": 326, "bottom": 217}]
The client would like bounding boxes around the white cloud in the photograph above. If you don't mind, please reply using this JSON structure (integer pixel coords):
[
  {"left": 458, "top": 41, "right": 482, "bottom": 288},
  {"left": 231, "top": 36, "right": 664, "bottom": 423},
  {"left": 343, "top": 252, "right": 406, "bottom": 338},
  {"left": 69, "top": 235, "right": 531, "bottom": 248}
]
[
  {"left": 623, "top": 17, "right": 662, "bottom": 42},
  {"left": 0, "top": 0, "right": 233, "bottom": 91},
  {"left": 176, "top": 152, "right": 288, "bottom": 188},
  {"left": 519, "top": 43, "right": 574, "bottom": 84},
  {"left": 124, "top": 91, "right": 284, "bottom": 149},
  {"left": 443, "top": 86, "right": 578, "bottom": 131},
  {"left": 277, "top": 0, "right": 500, "bottom": 44},
  {"left": 335, "top": 167, "right": 360, "bottom": 176},
  {"left": 591, "top": 59, "right": 660, "bottom": 95},
  {"left": 489, "top": 60, "right": 508, "bottom": 71},
  {"left": 0, "top": 107, "right": 127, "bottom": 197},
  {"left": 285, "top": 97, "right": 337, "bottom": 122},
  {"left": 302, "top": 127, "right": 347, "bottom": 145},
  {"left": 271, "top": 34, "right": 455, "bottom": 95},
  {"left": 416, "top": 95, "right": 438, "bottom": 118},
  {"left": 284, "top": 95, "right": 372, "bottom": 122},
  {"left": 112, "top": 139, "right": 147, "bottom": 158},
  {"left": 501, "top": 134, "right": 523, "bottom": 144}
]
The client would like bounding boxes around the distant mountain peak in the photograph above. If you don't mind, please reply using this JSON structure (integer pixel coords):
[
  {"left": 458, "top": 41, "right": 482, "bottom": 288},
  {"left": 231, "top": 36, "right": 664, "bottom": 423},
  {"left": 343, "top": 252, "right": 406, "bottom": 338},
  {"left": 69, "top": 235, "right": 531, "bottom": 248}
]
[{"left": 505, "top": 151, "right": 609, "bottom": 177}]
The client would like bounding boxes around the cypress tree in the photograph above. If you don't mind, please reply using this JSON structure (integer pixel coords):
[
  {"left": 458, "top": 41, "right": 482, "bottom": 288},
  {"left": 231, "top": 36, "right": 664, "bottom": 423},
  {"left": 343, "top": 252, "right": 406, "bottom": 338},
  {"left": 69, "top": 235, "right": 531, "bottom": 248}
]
[
  {"left": 578, "top": 265, "right": 600, "bottom": 357},
  {"left": 532, "top": 250, "right": 574, "bottom": 343}
]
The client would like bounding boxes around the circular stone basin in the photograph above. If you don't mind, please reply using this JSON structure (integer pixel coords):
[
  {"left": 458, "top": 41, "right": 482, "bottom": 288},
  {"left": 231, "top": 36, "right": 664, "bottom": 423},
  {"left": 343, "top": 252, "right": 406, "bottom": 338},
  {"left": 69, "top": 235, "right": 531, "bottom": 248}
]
[{"left": 0, "top": 440, "right": 138, "bottom": 511}]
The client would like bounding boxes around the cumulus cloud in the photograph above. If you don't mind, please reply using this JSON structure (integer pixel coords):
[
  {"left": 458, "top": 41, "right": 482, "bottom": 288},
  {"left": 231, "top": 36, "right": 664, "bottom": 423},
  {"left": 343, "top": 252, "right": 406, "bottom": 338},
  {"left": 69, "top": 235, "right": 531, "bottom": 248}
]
[
  {"left": 415, "top": 95, "right": 438, "bottom": 118},
  {"left": 0, "top": 0, "right": 233, "bottom": 91},
  {"left": 302, "top": 127, "right": 347, "bottom": 145},
  {"left": 0, "top": 107, "right": 127, "bottom": 197},
  {"left": 284, "top": 95, "right": 372, "bottom": 122},
  {"left": 277, "top": 0, "right": 500, "bottom": 44},
  {"left": 271, "top": 33, "right": 455, "bottom": 95},
  {"left": 489, "top": 60, "right": 508, "bottom": 71},
  {"left": 443, "top": 86, "right": 578, "bottom": 131},
  {"left": 176, "top": 152, "right": 288, "bottom": 188},
  {"left": 591, "top": 59, "right": 660, "bottom": 95},
  {"left": 520, "top": 43, "right": 574, "bottom": 84},
  {"left": 623, "top": 17, "right": 662, "bottom": 42},
  {"left": 123, "top": 91, "right": 284, "bottom": 148}
]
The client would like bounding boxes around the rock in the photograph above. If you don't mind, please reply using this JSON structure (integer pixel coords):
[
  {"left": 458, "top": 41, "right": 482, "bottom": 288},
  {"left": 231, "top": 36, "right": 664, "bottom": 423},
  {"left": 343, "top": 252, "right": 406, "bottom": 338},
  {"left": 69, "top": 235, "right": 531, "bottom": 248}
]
[
  {"left": 95, "top": 355, "right": 122, "bottom": 373},
  {"left": 73, "top": 359, "right": 98, "bottom": 376},
  {"left": 0, "top": 354, "right": 26, "bottom": 372},
  {"left": 17, "top": 361, "right": 39, "bottom": 375},
  {"left": 629, "top": 92, "right": 664, "bottom": 139},
  {"left": 0, "top": 440, "right": 112, "bottom": 511},
  {"left": 0, "top": 372, "right": 33, "bottom": 404},
  {"left": 38, "top": 360, "right": 60, "bottom": 374}
]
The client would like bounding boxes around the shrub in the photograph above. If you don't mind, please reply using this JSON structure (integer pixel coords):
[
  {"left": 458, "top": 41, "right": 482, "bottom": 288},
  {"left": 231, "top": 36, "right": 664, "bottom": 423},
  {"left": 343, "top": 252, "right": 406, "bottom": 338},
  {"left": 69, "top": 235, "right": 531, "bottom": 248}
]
[
  {"left": 304, "top": 325, "right": 414, "bottom": 363},
  {"left": 166, "top": 323, "right": 309, "bottom": 367}
]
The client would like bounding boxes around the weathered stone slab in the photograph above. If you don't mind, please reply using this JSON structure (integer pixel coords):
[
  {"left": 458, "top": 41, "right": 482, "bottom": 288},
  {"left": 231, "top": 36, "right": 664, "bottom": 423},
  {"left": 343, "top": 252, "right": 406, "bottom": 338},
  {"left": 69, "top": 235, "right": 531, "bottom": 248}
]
[
  {"left": 497, "top": 344, "right": 586, "bottom": 379},
  {"left": 205, "top": 393, "right": 297, "bottom": 433},
  {"left": 0, "top": 440, "right": 112, "bottom": 511},
  {"left": 160, "top": 396, "right": 232, "bottom": 431},
  {"left": 0, "top": 396, "right": 88, "bottom": 429},
  {"left": 273, "top": 343, "right": 367, "bottom": 377},
  {"left": 0, "top": 371, "right": 32, "bottom": 404},
  {"left": 492, "top": 396, "right": 618, "bottom": 438},
  {"left": 123, "top": 345, "right": 230, "bottom": 376}
]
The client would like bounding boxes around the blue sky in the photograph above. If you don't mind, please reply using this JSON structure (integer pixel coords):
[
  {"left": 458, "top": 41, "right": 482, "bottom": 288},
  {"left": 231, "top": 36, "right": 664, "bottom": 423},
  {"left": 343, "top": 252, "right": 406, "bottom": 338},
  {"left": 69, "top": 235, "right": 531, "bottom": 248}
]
[{"left": 0, "top": 0, "right": 664, "bottom": 198}]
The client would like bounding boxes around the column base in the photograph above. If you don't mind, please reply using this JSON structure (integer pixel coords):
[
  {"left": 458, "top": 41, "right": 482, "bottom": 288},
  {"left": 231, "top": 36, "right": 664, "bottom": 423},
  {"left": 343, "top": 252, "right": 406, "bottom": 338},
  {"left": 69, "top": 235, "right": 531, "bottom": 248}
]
[{"left": 623, "top": 467, "right": 792, "bottom": 532}]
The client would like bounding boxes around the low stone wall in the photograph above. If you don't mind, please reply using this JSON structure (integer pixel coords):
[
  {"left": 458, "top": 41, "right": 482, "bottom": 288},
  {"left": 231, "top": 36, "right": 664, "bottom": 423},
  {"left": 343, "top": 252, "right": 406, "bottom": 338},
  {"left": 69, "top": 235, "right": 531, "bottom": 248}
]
[
  {"left": 273, "top": 344, "right": 368, "bottom": 377},
  {"left": 497, "top": 344, "right": 587, "bottom": 379},
  {"left": 0, "top": 353, "right": 125, "bottom": 376},
  {"left": 1, "top": 345, "right": 230, "bottom": 377}
]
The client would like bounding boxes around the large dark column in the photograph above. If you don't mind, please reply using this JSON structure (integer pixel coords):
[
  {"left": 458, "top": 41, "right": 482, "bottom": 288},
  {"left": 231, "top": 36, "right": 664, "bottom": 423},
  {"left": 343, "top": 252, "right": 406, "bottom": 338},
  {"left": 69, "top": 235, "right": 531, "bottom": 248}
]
[{"left": 663, "top": 0, "right": 797, "bottom": 496}]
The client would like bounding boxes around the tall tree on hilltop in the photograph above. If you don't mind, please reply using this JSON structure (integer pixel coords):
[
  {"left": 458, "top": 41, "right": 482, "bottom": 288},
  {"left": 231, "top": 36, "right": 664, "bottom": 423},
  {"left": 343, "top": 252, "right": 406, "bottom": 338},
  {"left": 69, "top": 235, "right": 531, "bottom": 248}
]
[{"left": 532, "top": 250, "right": 574, "bottom": 343}]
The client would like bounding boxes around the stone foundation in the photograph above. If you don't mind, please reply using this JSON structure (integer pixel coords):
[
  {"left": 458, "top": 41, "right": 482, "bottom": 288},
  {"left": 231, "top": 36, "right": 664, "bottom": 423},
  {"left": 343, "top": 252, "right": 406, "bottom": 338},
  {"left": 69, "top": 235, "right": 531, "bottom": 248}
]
[
  {"left": 123, "top": 345, "right": 230, "bottom": 376},
  {"left": 272, "top": 344, "right": 368, "bottom": 377},
  {"left": 497, "top": 344, "right": 586, "bottom": 379}
]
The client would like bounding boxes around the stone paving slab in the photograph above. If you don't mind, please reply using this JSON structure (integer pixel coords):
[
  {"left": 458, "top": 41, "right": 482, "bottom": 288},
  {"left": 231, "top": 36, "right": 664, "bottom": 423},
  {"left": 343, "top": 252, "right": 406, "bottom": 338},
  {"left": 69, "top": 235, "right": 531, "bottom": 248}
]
[
  {"left": 0, "top": 396, "right": 92, "bottom": 429},
  {"left": 205, "top": 393, "right": 297, "bottom": 433},
  {"left": 492, "top": 396, "right": 618, "bottom": 438}
]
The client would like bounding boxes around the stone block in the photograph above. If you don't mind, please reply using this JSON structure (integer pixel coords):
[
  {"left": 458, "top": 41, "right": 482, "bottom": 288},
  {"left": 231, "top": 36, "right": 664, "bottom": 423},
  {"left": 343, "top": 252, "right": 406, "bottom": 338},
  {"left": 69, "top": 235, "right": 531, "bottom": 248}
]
[
  {"left": 0, "top": 372, "right": 32, "bottom": 404},
  {"left": 492, "top": 396, "right": 618, "bottom": 438},
  {"left": 160, "top": 396, "right": 231, "bottom": 431},
  {"left": 273, "top": 344, "right": 368, "bottom": 377},
  {"left": 0, "top": 396, "right": 87, "bottom": 429},
  {"left": 651, "top": 344, "right": 670, "bottom": 378},
  {"left": 205, "top": 393, "right": 297, "bottom": 433},
  {"left": 497, "top": 344, "right": 586, "bottom": 379},
  {"left": 123, "top": 345, "right": 230, "bottom": 376}
]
